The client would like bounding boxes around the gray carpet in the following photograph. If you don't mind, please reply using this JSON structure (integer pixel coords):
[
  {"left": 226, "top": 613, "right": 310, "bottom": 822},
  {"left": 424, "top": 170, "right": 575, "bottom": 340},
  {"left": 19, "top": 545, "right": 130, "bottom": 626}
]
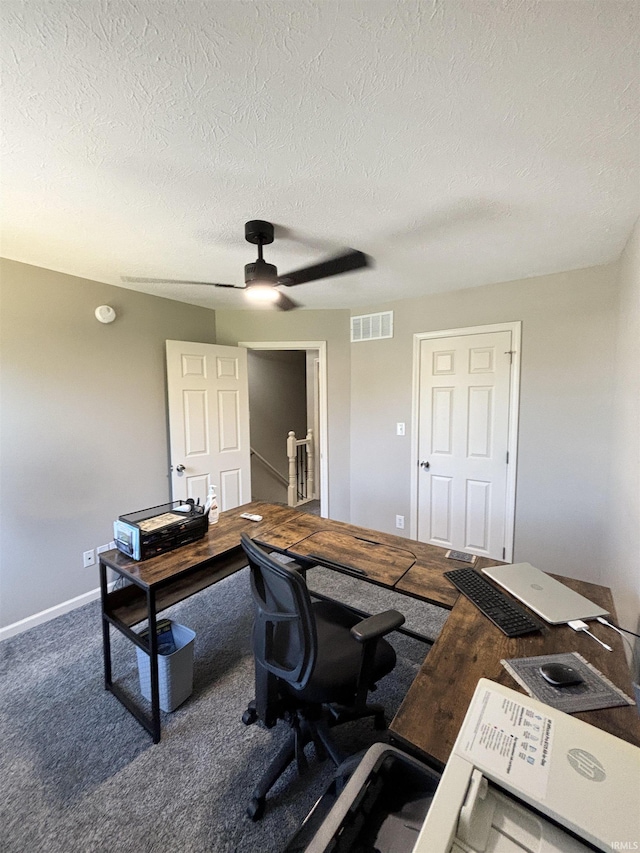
[{"left": 0, "top": 567, "right": 446, "bottom": 853}]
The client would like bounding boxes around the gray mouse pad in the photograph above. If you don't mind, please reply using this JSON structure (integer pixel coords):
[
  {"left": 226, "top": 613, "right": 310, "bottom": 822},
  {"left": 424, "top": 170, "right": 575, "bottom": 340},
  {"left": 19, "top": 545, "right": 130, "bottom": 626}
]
[{"left": 501, "top": 652, "right": 634, "bottom": 713}]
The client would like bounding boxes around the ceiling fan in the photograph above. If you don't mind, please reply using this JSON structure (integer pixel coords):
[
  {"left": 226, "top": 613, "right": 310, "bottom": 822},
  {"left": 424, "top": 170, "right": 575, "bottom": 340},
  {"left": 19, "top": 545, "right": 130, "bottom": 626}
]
[{"left": 122, "top": 220, "right": 371, "bottom": 311}]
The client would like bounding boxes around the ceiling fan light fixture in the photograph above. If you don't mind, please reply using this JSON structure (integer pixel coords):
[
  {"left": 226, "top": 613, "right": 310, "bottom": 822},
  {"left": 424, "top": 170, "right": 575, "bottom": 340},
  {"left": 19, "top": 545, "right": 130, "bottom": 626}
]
[
  {"left": 121, "top": 220, "right": 371, "bottom": 312},
  {"left": 245, "top": 284, "right": 280, "bottom": 304}
]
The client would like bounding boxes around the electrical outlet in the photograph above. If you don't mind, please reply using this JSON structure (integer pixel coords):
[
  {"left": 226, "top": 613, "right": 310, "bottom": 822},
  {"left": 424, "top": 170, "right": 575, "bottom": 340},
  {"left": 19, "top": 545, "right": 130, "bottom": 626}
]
[
  {"left": 83, "top": 549, "right": 96, "bottom": 568},
  {"left": 396, "top": 422, "right": 405, "bottom": 436},
  {"left": 395, "top": 515, "right": 405, "bottom": 529},
  {"left": 96, "top": 544, "right": 111, "bottom": 556}
]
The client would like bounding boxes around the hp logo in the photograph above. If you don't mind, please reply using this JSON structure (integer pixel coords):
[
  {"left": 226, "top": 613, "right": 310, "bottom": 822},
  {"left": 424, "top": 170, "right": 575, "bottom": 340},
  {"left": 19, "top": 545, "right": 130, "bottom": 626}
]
[{"left": 567, "top": 749, "right": 606, "bottom": 781}]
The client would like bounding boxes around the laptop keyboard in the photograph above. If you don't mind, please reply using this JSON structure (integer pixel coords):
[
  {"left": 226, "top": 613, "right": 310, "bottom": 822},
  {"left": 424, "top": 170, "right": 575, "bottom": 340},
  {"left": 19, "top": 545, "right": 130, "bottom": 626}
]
[{"left": 444, "top": 568, "right": 543, "bottom": 637}]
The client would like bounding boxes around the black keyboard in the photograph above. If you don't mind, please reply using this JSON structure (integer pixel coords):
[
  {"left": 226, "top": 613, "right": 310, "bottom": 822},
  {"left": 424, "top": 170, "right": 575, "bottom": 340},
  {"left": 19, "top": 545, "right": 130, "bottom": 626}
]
[{"left": 444, "top": 568, "right": 543, "bottom": 637}]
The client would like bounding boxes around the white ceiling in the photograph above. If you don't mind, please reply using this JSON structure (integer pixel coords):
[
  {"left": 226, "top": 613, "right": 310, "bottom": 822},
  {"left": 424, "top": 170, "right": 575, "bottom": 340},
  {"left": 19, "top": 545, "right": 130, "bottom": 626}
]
[{"left": 1, "top": 1, "right": 638, "bottom": 311}]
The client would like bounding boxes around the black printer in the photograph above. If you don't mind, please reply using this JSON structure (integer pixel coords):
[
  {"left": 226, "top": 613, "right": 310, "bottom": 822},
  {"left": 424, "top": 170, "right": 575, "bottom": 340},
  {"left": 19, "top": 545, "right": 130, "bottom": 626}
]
[{"left": 113, "top": 501, "right": 208, "bottom": 560}]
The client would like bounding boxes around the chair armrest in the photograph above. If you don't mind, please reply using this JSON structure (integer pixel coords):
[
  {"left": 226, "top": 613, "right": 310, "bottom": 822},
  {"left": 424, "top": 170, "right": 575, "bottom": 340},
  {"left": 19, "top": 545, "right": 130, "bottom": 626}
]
[{"left": 350, "top": 609, "right": 405, "bottom": 643}]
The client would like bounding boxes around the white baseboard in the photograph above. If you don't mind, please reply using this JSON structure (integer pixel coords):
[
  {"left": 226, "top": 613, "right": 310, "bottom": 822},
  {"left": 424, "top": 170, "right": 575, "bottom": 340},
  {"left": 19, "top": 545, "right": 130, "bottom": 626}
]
[{"left": 0, "top": 584, "right": 113, "bottom": 643}]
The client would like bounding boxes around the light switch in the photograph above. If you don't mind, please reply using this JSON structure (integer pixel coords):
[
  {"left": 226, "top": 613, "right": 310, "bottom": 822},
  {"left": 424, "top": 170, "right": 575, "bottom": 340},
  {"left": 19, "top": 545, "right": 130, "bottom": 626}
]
[{"left": 396, "top": 422, "right": 405, "bottom": 436}]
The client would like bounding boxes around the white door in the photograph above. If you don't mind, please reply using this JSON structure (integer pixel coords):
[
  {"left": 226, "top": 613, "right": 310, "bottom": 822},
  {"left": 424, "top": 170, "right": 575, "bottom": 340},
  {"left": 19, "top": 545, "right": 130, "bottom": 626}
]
[
  {"left": 416, "top": 328, "right": 517, "bottom": 561},
  {"left": 166, "top": 341, "right": 251, "bottom": 510}
]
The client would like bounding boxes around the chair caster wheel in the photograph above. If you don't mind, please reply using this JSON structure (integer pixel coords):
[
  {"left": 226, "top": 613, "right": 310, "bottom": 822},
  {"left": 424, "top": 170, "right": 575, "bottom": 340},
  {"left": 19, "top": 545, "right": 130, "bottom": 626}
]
[
  {"left": 242, "top": 707, "right": 258, "bottom": 725},
  {"left": 247, "top": 796, "right": 265, "bottom": 821}
]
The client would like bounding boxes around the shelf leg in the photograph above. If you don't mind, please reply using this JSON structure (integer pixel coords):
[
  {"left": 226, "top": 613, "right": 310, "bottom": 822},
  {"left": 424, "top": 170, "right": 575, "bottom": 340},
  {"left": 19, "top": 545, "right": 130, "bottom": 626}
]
[
  {"left": 147, "top": 588, "right": 161, "bottom": 743},
  {"left": 100, "top": 559, "right": 113, "bottom": 688}
]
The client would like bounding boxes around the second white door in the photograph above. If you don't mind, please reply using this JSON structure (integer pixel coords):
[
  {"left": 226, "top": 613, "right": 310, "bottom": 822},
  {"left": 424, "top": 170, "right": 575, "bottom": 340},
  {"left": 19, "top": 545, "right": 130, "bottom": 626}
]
[{"left": 416, "top": 329, "right": 516, "bottom": 560}]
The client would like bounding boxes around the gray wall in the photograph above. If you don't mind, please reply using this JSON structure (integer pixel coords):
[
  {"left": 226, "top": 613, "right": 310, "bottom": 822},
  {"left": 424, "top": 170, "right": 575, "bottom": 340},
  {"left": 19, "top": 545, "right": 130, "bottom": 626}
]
[
  {"left": 608, "top": 218, "right": 640, "bottom": 668},
  {"left": 215, "top": 310, "right": 352, "bottom": 521},
  {"left": 216, "top": 266, "right": 633, "bottom": 598},
  {"left": 2, "top": 252, "right": 637, "bottom": 647},
  {"left": 349, "top": 265, "right": 619, "bottom": 587},
  {"left": 0, "top": 259, "right": 217, "bottom": 628},
  {"left": 248, "top": 349, "right": 307, "bottom": 503}
]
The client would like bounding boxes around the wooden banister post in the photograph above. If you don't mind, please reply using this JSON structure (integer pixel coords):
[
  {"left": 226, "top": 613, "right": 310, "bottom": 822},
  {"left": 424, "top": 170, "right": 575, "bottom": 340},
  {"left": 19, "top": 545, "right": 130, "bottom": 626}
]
[
  {"left": 287, "top": 431, "right": 297, "bottom": 506},
  {"left": 306, "top": 429, "right": 314, "bottom": 500}
]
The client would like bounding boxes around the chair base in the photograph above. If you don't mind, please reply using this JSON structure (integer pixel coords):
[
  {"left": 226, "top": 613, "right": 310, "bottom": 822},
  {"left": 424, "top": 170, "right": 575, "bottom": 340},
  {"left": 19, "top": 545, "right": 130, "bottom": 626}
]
[
  {"left": 243, "top": 700, "right": 388, "bottom": 821},
  {"left": 326, "top": 701, "right": 387, "bottom": 731}
]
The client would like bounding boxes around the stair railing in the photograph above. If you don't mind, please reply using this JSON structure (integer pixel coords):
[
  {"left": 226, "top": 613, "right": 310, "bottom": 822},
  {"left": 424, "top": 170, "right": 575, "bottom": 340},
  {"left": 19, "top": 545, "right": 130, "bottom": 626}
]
[{"left": 250, "top": 448, "right": 289, "bottom": 489}]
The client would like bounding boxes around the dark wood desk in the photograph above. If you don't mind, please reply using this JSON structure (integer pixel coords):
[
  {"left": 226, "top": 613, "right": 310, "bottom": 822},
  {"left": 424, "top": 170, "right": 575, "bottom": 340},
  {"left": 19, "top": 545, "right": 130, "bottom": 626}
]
[
  {"left": 251, "top": 511, "right": 500, "bottom": 607},
  {"left": 99, "top": 502, "right": 299, "bottom": 742},
  {"left": 100, "top": 502, "right": 640, "bottom": 759},
  {"left": 390, "top": 576, "right": 640, "bottom": 766}
]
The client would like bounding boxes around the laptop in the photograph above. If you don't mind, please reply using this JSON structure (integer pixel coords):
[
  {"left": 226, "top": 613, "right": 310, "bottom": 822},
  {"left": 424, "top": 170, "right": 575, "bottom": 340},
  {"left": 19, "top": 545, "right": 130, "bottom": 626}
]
[{"left": 481, "top": 562, "right": 609, "bottom": 624}]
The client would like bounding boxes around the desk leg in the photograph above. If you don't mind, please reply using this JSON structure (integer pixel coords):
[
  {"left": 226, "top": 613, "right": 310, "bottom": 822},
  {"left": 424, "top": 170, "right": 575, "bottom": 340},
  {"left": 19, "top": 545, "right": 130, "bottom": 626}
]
[
  {"left": 100, "top": 560, "right": 162, "bottom": 744},
  {"left": 100, "top": 559, "right": 113, "bottom": 689},
  {"left": 147, "top": 588, "right": 161, "bottom": 744}
]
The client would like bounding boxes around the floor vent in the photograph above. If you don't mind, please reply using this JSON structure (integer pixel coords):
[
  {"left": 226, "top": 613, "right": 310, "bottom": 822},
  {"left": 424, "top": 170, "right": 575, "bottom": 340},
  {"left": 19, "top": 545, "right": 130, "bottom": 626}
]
[{"left": 351, "top": 311, "right": 393, "bottom": 343}]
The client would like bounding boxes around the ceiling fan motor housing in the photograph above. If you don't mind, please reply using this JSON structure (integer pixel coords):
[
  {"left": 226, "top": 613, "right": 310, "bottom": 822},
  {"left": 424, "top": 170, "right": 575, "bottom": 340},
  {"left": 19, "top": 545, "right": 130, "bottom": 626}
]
[{"left": 245, "top": 259, "right": 278, "bottom": 285}]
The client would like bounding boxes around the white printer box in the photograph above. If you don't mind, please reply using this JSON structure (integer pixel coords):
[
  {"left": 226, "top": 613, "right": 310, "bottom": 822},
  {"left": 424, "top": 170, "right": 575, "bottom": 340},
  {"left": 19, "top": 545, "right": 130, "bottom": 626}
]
[{"left": 413, "top": 679, "right": 640, "bottom": 852}]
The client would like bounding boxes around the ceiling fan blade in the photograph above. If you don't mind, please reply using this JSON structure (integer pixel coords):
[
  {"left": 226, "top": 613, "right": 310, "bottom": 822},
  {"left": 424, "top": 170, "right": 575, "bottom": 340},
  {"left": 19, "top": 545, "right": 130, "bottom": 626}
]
[
  {"left": 275, "top": 292, "right": 300, "bottom": 311},
  {"left": 279, "top": 249, "right": 370, "bottom": 287},
  {"left": 121, "top": 276, "right": 238, "bottom": 288}
]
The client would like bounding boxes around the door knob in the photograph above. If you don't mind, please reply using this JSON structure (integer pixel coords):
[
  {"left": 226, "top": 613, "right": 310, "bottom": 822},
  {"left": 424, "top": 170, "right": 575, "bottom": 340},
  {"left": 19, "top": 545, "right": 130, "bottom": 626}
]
[
  {"left": 420, "top": 460, "right": 430, "bottom": 469},
  {"left": 175, "top": 464, "right": 186, "bottom": 473}
]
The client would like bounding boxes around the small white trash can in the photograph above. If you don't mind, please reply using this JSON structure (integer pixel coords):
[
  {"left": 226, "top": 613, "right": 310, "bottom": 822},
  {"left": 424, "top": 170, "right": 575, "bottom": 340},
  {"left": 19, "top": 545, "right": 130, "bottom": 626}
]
[{"left": 136, "top": 621, "right": 196, "bottom": 712}]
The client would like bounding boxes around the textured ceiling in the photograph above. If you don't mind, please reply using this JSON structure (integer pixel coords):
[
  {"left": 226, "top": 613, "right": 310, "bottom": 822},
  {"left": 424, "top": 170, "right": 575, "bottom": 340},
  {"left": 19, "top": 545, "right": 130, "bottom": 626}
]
[{"left": 1, "top": 1, "right": 638, "bottom": 310}]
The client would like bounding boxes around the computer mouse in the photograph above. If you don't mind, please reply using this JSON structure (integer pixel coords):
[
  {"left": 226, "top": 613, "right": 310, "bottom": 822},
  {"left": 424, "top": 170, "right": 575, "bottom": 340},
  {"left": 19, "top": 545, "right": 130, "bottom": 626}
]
[{"left": 538, "top": 663, "right": 584, "bottom": 687}]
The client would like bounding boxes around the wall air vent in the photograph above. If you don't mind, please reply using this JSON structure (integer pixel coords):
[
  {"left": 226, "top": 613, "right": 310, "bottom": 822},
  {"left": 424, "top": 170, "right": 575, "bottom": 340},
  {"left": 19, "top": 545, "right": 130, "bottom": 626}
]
[{"left": 350, "top": 311, "right": 393, "bottom": 343}]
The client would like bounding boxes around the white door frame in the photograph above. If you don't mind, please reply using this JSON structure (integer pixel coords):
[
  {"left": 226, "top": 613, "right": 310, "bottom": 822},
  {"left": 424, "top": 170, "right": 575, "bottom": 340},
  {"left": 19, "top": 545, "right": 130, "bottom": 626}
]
[
  {"left": 410, "top": 322, "right": 521, "bottom": 561},
  {"left": 239, "top": 340, "right": 329, "bottom": 518}
]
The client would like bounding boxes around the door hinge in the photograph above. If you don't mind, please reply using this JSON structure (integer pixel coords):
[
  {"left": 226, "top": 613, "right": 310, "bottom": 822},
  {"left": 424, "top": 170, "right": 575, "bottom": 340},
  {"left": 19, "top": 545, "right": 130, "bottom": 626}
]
[
  {"left": 506, "top": 451, "right": 509, "bottom": 464},
  {"left": 502, "top": 547, "right": 506, "bottom": 560}
]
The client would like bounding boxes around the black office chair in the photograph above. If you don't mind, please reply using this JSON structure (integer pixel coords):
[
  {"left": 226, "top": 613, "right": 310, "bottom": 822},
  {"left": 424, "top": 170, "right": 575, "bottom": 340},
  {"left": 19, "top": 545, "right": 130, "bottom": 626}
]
[{"left": 240, "top": 532, "right": 405, "bottom": 821}]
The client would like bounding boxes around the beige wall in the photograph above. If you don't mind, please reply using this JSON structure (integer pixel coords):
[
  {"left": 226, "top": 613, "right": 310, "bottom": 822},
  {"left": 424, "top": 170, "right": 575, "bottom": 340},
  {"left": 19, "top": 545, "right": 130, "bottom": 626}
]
[
  {"left": 609, "top": 218, "right": 640, "bottom": 671},
  {"left": 0, "top": 259, "right": 217, "bottom": 629},
  {"left": 215, "top": 310, "right": 352, "bottom": 520},
  {"left": 349, "top": 265, "right": 620, "bottom": 586}
]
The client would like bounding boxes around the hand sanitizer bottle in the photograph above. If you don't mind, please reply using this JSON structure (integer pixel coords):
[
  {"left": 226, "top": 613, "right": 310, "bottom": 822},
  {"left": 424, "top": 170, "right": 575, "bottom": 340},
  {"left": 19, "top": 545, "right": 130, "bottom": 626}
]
[{"left": 207, "top": 485, "right": 219, "bottom": 525}]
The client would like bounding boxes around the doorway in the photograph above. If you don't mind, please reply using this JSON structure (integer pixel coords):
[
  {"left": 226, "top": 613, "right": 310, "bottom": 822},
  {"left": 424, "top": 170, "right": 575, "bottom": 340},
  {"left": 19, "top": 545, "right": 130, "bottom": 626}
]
[
  {"left": 410, "top": 323, "right": 521, "bottom": 561},
  {"left": 240, "top": 340, "right": 328, "bottom": 517}
]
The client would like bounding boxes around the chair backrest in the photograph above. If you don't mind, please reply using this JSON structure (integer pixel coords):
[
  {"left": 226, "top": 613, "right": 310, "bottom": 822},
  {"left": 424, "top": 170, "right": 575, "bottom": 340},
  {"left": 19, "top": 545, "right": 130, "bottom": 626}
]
[{"left": 241, "top": 533, "right": 318, "bottom": 690}]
